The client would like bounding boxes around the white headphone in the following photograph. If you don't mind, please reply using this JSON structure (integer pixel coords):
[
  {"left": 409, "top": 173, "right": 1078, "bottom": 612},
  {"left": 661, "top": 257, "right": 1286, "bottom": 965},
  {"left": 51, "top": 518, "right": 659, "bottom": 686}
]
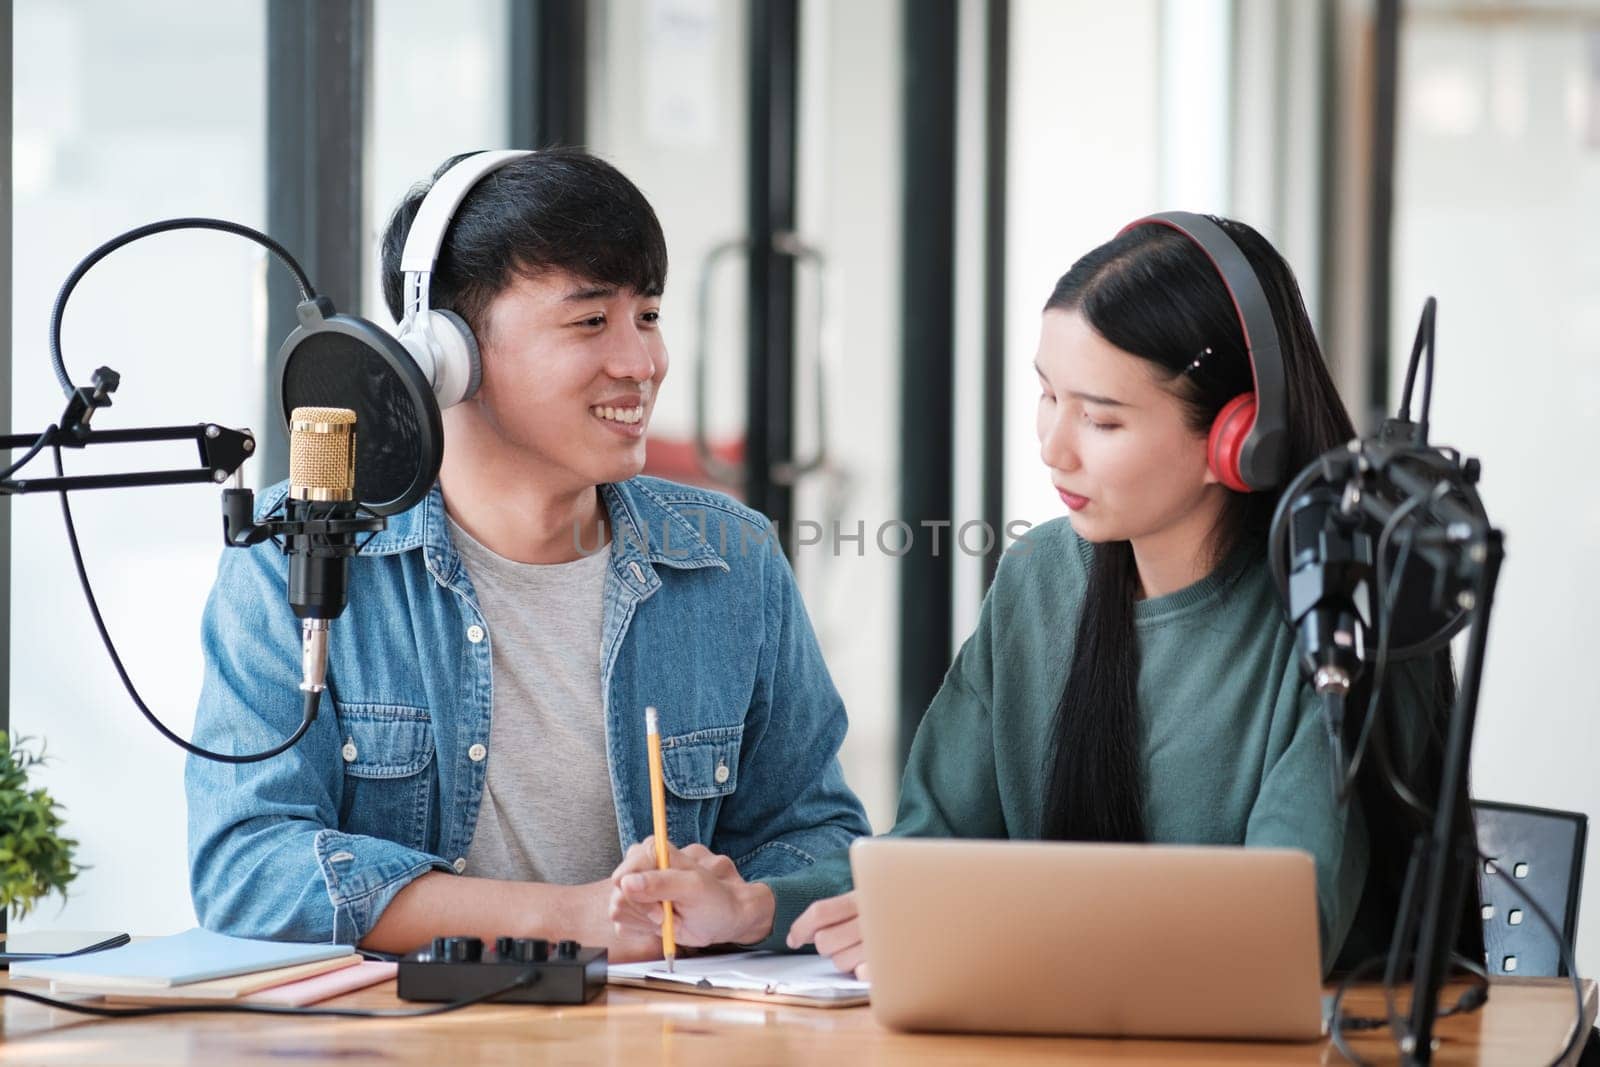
[{"left": 396, "top": 149, "right": 534, "bottom": 408}]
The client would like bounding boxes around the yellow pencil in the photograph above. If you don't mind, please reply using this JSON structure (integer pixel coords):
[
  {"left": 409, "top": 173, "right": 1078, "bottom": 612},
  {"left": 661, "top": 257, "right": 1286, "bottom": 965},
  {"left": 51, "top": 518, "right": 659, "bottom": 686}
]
[{"left": 644, "top": 706, "right": 676, "bottom": 972}]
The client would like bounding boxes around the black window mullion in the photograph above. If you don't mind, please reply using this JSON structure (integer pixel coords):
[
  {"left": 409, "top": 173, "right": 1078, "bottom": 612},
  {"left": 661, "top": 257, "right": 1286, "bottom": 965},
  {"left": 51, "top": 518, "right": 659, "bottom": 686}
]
[
  {"left": 898, "top": 0, "right": 959, "bottom": 768},
  {"left": 980, "top": 0, "right": 1009, "bottom": 590},
  {"left": 745, "top": 0, "right": 800, "bottom": 549},
  {"left": 263, "top": 0, "right": 370, "bottom": 482},
  {"left": 1365, "top": 0, "right": 1401, "bottom": 429},
  {"left": 509, "top": 0, "right": 587, "bottom": 148},
  {"left": 1315, "top": 0, "right": 1338, "bottom": 355}
]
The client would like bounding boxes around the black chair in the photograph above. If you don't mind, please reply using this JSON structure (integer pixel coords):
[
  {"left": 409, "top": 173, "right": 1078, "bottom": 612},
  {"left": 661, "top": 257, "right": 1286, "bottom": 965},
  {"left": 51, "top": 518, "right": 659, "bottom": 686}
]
[{"left": 1473, "top": 799, "right": 1588, "bottom": 978}]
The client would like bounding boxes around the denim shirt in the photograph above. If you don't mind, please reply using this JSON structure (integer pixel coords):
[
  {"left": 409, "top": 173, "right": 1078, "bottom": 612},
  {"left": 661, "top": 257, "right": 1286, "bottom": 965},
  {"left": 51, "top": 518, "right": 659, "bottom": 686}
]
[{"left": 185, "top": 476, "right": 869, "bottom": 945}]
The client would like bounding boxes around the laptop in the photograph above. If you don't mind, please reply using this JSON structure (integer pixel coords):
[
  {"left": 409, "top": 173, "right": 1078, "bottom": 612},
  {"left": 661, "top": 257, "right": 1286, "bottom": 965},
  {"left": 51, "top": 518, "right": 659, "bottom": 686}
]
[{"left": 850, "top": 838, "right": 1325, "bottom": 1041}]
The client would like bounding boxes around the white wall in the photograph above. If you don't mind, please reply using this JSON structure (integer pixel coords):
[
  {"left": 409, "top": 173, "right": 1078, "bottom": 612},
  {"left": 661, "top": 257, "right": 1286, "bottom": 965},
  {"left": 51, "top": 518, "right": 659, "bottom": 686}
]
[
  {"left": 1393, "top": 10, "right": 1600, "bottom": 978},
  {"left": 1231, "top": 0, "right": 1327, "bottom": 325},
  {"left": 585, "top": 0, "right": 750, "bottom": 454},
  {"left": 363, "top": 0, "right": 509, "bottom": 327},
  {"left": 1159, "top": 0, "right": 1232, "bottom": 212},
  {"left": 588, "top": 0, "right": 905, "bottom": 830},
  {"left": 9, "top": 1, "right": 508, "bottom": 939},
  {"left": 790, "top": 0, "right": 904, "bottom": 831},
  {"left": 1003, "top": 0, "right": 1164, "bottom": 528},
  {"left": 10, "top": 0, "right": 266, "bottom": 938}
]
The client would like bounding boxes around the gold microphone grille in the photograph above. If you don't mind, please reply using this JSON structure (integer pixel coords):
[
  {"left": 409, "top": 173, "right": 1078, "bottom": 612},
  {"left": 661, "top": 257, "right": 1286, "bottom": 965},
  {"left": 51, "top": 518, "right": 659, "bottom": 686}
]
[{"left": 288, "top": 406, "right": 357, "bottom": 501}]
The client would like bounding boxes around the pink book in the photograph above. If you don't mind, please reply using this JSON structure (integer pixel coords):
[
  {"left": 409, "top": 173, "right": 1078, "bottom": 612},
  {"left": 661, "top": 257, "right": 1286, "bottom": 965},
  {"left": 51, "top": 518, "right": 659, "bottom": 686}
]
[{"left": 243, "top": 961, "right": 397, "bottom": 1006}]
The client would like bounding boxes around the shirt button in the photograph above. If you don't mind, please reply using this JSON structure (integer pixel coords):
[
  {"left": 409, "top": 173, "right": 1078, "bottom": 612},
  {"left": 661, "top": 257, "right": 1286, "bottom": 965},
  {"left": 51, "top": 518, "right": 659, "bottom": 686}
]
[
  {"left": 468, "top": 743, "right": 487, "bottom": 762},
  {"left": 714, "top": 762, "right": 730, "bottom": 784},
  {"left": 453, "top": 857, "right": 467, "bottom": 874},
  {"left": 466, "top": 624, "right": 485, "bottom": 644},
  {"left": 341, "top": 741, "right": 358, "bottom": 762}
]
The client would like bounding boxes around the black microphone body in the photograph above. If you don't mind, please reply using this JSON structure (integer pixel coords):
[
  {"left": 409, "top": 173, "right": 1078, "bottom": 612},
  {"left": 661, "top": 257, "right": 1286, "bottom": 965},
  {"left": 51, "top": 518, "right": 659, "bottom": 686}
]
[
  {"left": 285, "top": 497, "right": 356, "bottom": 622},
  {"left": 1283, "top": 478, "right": 1375, "bottom": 797},
  {"left": 1285, "top": 482, "right": 1374, "bottom": 697}
]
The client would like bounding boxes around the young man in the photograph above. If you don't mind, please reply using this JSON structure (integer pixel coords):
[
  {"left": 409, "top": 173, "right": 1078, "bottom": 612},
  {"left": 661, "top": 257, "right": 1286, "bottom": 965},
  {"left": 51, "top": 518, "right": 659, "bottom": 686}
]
[{"left": 185, "top": 149, "right": 867, "bottom": 957}]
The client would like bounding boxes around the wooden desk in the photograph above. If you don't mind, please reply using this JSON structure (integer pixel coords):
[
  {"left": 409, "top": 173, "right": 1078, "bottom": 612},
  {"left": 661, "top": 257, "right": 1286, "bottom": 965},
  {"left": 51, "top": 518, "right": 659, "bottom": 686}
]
[{"left": 2, "top": 973, "right": 1593, "bottom": 1065}]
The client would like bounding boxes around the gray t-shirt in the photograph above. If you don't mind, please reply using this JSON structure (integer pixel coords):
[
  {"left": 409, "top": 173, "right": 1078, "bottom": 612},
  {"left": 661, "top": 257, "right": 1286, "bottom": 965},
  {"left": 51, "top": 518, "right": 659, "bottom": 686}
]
[{"left": 451, "top": 516, "right": 622, "bottom": 885}]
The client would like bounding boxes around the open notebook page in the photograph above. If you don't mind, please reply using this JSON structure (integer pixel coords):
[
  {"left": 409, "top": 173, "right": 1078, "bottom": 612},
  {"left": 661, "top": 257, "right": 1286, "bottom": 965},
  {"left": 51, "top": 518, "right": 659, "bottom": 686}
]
[{"left": 609, "top": 950, "right": 869, "bottom": 999}]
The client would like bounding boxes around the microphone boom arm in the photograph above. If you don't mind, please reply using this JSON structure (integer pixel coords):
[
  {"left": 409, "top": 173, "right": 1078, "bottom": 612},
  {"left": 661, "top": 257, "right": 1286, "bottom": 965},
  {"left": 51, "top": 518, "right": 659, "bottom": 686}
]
[
  {"left": 0, "top": 365, "right": 386, "bottom": 765},
  {"left": 1269, "top": 411, "right": 1505, "bottom": 1067},
  {"left": 0, "top": 422, "right": 256, "bottom": 495},
  {"left": 0, "top": 364, "right": 255, "bottom": 496}
]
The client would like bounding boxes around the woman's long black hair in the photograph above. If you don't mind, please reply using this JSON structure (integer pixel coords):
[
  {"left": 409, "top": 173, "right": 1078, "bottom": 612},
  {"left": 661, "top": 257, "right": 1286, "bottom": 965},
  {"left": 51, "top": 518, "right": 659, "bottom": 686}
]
[{"left": 1037, "top": 216, "right": 1480, "bottom": 967}]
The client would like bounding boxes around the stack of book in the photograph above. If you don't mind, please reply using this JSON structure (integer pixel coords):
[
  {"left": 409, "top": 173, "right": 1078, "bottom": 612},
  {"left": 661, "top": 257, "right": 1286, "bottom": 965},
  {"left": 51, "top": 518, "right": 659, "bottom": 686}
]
[{"left": 8, "top": 927, "right": 396, "bottom": 1006}]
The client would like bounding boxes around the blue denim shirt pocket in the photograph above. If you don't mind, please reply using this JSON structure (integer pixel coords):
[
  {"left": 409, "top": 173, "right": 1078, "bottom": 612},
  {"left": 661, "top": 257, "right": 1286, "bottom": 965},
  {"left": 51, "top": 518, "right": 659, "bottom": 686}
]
[
  {"left": 659, "top": 724, "right": 742, "bottom": 843},
  {"left": 334, "top": 703, "right": 436, "bottom": 852}
]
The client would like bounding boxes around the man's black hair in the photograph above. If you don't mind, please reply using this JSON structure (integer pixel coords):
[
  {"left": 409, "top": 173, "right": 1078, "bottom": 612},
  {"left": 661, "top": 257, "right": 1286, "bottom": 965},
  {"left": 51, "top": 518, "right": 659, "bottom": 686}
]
[{"left": 379, "top": 147, "right": 668, "bottom": 337}]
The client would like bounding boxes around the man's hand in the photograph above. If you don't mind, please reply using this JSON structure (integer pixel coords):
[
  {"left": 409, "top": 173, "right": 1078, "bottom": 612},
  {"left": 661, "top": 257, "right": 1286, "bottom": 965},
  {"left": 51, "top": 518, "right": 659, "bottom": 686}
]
[
  {"left": 788, "top": 891, "right": 867, "bottom": 979},
  {"left": 569, "top": 877, "right": 665, "bottom": 963},
  {"left": 358, "top": 871, "right": 666, "bottom": 960},
  {"left": 608, "top": 837, "right": 776, "bottom": 948}
]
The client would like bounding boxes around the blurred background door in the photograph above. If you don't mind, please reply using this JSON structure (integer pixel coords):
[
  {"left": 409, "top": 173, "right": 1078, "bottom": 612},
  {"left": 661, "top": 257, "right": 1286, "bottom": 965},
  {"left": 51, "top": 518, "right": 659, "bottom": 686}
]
[{"left": 583, "top": 0, "right": 910, "bottom": 827}]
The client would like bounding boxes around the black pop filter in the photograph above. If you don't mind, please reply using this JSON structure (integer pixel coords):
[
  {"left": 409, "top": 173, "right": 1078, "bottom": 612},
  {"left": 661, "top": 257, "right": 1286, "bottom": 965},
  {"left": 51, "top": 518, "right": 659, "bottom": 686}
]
[{"left": 276, "top": 297, "right": 443, "bottom": 516}]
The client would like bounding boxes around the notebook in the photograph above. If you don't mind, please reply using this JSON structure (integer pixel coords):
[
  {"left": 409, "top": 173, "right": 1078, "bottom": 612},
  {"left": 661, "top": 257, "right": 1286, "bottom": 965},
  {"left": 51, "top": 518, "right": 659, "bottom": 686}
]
[
  {"left": 56, "top": 954, "right": 359, "bottom": 1000},
  {"left": 241, "top": 961, "right": 397, "bottom": 1006},
  {"left": 608, "top": 951, "right": 870, "bottom": 1008},
  {"left": 7, "top": 928, "right": 353, "bottom": 989},
  {"left": 104, "top": 960, "right": 397, "bottom": 1007}
]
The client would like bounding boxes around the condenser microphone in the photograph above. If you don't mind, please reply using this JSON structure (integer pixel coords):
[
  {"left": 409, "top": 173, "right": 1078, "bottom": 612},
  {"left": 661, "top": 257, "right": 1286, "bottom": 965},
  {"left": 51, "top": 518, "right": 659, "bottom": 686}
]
[
  {"left": 1285, "top": 482, "right": 1373, "bottom": 696},
  {"left": 286, "top": 406, "right": 358, "bottom": 695},
  {"left": 1283, "top": 479, "right": 1375, "bottom": 797}
]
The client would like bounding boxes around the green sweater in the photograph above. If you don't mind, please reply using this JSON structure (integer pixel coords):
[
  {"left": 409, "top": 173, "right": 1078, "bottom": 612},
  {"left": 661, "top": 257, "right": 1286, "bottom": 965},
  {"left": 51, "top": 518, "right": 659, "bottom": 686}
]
[{"left": 762, "top": 517, "right": 1428, "bottom": 971}]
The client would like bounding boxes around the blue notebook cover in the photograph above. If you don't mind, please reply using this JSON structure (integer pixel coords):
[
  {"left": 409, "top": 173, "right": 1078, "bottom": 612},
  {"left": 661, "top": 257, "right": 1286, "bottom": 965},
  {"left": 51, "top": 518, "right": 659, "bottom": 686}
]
[{"left": 8, "top": 928, "right": 351, "bottom": 988}]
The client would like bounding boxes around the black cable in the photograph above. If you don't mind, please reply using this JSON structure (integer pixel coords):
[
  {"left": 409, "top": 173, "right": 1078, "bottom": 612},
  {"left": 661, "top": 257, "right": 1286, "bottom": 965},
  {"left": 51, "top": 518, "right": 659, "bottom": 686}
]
[
  {"left": 1339, "top": 462, "right": 1492, "bottom": 816},
  {"left": 1381, "top": 456, "right": 1481, "bottom": 664},
  {"left": 1417, "top": 299, "right": 1437, "bottom": 443},
  {"left": 1356, "top": 809, "right": 1586, "bottom": 1065},
  {"left": 1323, "top": 689, "right": 1349, "bottom": 803},
  {"left": 1338, "top": 501, "right": 1414, "bottom": 800},
  {"left": 355, "top": 522, "right": 383, "bottom": 555},
  {"left": 1330, "top": 953, "right": 1390, "bottom": 1067},
  {"left": 1, "top": 424, "right": 57, "bottom": 482},
  {"left": 53, "top": 445, "right": 320, "bottom": 763},
  {"left": 1330, "top": 951, "right": 1492, "bottom": 1066},
  {"left": 1378, "top": 856, "right": 1583, "bottom": 1067},
  {"left": 1397, "top": 296, "right": 1436, "bottom": 425},
  {"left": 1341, "top": 498, "right": 1434, "bottom": 819},
  {"left": 0, "top": 966, "right": 540, "bottom": 1020},
  {"left": 1480, "top": 855, "right": 1589, "bottom": 1067},
  {"left": 1382, "top": 838, "right": 1428, "bottom": 1044},
  {"left": 1288, "top": 482, "right": 1485, "bottom": 820},
  {"left": 49, "top": 217, "right": 315, "bottom": 400}
]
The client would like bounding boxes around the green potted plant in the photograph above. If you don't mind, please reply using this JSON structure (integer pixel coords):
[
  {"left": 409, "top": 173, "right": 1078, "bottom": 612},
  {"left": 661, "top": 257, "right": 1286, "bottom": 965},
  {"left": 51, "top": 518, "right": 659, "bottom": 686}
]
[{"left": 0, "top": 732, "right": 82, "bottom": 920}]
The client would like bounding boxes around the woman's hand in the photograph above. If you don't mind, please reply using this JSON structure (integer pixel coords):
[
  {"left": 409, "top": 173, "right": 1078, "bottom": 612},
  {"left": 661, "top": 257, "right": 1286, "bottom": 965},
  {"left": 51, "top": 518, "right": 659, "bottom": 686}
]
[
  {"left": 608, "top": 837, "right": 776, "bottom": 949},
  {"left": 787, "top": 891, "right": 868, "bottom": 979}
]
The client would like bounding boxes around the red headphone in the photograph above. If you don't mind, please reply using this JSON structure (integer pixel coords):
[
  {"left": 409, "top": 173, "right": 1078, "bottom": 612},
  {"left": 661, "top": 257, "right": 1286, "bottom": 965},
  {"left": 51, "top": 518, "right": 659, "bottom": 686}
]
[{"left": 1117, "top": 213, "right": 1290, "bottom": 493}]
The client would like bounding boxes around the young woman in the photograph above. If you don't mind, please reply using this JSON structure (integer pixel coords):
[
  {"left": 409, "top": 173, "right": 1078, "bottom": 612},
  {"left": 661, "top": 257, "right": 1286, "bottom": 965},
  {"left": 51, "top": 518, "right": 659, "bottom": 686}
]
[{"left": 607, "top": 215, "right": 1476, "bottom": 977}]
